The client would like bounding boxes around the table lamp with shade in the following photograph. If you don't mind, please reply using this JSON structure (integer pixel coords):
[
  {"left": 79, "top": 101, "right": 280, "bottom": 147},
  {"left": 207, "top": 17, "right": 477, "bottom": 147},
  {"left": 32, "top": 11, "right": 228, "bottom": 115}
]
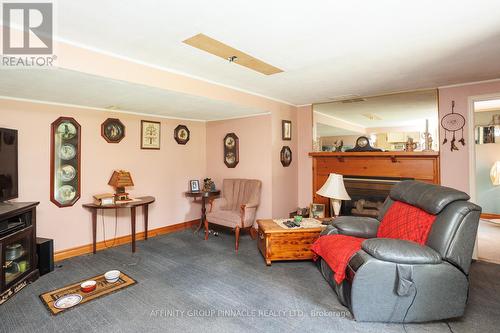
[
  {"left": 108, "top": 170, "right": 134, "bottom": 201},
  {"left": 491, "top": 161, "right": 500, "bottom": 186},
  {"left": 316, "top": 173, "right": 351, "bottom": 217}
]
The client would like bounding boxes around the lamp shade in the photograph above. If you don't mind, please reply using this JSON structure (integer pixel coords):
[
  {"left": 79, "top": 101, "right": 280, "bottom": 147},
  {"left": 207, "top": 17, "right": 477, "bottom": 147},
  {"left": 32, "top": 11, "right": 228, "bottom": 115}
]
[
  {"left": 491, "top": 161, "right": 500, "bottom": 186},
  {"left": 316, "top": 173, "right": 351, "bottom": 200},
  {"left": 108, "top": 170, "right": 134, "bottom": 188}
]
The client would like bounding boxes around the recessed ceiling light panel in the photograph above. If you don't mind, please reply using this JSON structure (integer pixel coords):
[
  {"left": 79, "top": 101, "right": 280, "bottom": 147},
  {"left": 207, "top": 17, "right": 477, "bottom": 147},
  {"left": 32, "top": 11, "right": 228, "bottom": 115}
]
[{"left": 183, "top": 33, "right": 283, "bottom": 75}]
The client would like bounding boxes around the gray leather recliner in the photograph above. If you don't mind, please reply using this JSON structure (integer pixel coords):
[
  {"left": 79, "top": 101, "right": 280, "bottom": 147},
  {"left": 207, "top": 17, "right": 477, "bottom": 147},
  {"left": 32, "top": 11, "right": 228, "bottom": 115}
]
[{"left": 318, "top": 180, "right": 481, "bottom": 323}]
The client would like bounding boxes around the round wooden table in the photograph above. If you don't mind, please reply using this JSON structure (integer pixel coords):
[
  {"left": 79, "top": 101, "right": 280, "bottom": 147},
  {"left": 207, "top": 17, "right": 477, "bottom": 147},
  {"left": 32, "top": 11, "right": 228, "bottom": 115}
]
[{"left": 185, "top": 191, "right": 220, "bottom": 233}]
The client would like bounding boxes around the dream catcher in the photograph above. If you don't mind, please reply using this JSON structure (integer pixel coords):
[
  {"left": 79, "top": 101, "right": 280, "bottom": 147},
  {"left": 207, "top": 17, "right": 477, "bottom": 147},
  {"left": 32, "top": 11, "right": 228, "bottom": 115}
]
[{"left": 441, "top": 101, "right": 465, "bottom": 151}]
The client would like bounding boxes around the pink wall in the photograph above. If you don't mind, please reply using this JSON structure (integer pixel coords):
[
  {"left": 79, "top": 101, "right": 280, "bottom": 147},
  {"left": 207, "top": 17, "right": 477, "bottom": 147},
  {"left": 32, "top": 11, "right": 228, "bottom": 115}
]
[
  {"left": 0, "top": 99, "right": 206, "bottom": 252},
  {"left": 205, "top": 106, "right": 299, "bottom": 219},
  {"left": 271, "top": 107, "right": 299, "bottom": 217},
  {"left": 205, "top": 115, "right": 272, "bottom": 219},
  {"left": 439, "top": 81, "right": 500, "bottom": 193},
  {"left": 297, "top": 105, "right": 313, "bottom": 207}
]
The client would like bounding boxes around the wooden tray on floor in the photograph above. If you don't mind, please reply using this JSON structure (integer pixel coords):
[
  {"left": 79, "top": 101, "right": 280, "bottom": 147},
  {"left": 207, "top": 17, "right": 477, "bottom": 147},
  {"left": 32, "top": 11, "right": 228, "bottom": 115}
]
[{"left": 40, "top": 272, "right": 136, "bottom": 315}]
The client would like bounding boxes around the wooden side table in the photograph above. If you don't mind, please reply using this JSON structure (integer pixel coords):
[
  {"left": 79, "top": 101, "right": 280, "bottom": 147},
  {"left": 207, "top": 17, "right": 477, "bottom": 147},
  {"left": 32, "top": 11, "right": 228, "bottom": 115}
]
[
  {"left": 82, "top": 196, "right": 155, "bottom": 253},
  {"left": 257, "top": 219, "right": 325, "bottom": 265},
  {"left": 185, "top": 190, "right": 220, "bottom": 233}
]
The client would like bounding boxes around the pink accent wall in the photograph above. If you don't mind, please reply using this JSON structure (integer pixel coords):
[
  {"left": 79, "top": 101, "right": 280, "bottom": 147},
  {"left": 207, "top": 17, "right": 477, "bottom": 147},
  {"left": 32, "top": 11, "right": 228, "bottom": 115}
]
[
  {"left": 0, "top": 99, "right": 206, "bottom": 252},
  {"left": 205, "top": 108, "right": 300, "bottom": 220},
  {"left": 271, "top": 107, "right": 298, "bottom": 217},
  {"left": 439, "top": 81, "right": 500, "bottom": 193},
  {"left": 297, "top": 105, "right": 313, "bottom": 207},
  {"left": 205, "top": 115, "right": 273, "bottom": 219}
]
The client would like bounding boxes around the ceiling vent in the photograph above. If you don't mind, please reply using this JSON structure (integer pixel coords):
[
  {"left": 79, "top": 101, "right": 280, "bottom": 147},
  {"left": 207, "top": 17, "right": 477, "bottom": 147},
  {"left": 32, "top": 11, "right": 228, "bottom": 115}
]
[
  {"left": 341, "top": 98, "right": 366, "bottom": 103},
  {"left": 362, "top": 113, "right": 382, "bottom": 121},
  {"left": 328, "top": 95, "right": 365, "bottom": 103}
]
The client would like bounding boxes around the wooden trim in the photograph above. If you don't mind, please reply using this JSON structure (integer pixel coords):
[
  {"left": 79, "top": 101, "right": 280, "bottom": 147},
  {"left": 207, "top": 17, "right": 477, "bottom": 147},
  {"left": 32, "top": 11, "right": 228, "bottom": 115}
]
[
  {"left": 54, "top": 219, "right": 198, "bottom": 262},
  {"left": 309, "top": 151, "right": 440, "bottom": 157},
  {"left": 481, "top": 213, "right": 500, "bottom": 220}
]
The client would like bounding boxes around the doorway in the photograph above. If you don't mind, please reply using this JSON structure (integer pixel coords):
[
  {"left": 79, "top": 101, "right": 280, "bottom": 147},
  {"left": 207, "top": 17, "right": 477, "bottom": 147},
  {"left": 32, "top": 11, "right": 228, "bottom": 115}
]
[{"left": 471, "top": 96, "right": 500, "bottom": 263}]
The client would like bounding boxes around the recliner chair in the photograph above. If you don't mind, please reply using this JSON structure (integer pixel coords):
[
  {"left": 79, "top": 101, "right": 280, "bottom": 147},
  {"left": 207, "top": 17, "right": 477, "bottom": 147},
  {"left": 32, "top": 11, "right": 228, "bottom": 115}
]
[{"left": 318, "top": 180, "right": 481, "bottom": 323}]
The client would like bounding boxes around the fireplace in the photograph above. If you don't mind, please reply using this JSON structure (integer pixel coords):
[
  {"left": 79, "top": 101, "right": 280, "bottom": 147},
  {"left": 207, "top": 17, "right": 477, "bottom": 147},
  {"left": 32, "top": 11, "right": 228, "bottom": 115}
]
[{"left": 341, "top": 177, "right": 412, "bottom": 217}]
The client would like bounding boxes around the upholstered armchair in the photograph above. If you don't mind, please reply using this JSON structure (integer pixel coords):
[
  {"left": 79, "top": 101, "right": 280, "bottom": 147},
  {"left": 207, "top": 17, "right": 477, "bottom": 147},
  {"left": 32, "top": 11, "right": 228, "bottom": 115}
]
[
  {"left": 205, "top": 179, "right": 262, "bottom": 251},
  {"left": 316, "top": 181, "right": 481, "bottom": 323}
]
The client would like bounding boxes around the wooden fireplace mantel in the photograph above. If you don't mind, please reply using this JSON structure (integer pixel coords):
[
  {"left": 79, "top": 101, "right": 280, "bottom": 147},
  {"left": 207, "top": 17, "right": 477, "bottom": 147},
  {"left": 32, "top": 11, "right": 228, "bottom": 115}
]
[{"left": 309, "top": 151, "right": 440, "bottom": 210}]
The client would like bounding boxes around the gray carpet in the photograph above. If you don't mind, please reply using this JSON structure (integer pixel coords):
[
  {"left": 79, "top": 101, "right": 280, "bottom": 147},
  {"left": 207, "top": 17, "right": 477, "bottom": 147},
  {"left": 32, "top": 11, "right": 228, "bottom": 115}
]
[{"left": 1, "top": 229, "right": 500, "bottom": 333}]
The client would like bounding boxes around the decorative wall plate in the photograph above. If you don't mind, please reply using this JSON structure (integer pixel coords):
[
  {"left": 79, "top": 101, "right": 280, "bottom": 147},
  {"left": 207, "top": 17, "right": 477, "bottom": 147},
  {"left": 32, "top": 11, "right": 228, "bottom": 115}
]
[
  {"left": 56, "top": 122, "right": 77, "bottom": 140},
  {"left": 101, "top": 118, "right": 125, "bottom": 143},
  {"left": 59, "top": 144, "right": 76, "bottom": 160},
  {"left": 280, "top": 146, "right": 292, "bottom": 167},
  {"left": 58, "top": 165, "right": 76, "bottom": 182},
  {"left": 51, "top": 117, "right": 81, "bottom": 207},
  {"left": 223, "top": 133, "right": 239, "bottom": 168},
  {"left": 174, "top": 125, "right": 190, "bottom": 145},
  {"left": 57, "top": 185, "right": 77, "bottom": 203}
]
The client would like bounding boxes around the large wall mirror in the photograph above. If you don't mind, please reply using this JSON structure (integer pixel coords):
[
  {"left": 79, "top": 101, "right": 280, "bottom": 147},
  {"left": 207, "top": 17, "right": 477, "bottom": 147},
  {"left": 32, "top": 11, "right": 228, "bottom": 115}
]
[
  {"left": 312, "top": 89, "right": 439, "bottom": 152},
  {"left": 474, "top": 99, "right": 500, "bottom": 216}
]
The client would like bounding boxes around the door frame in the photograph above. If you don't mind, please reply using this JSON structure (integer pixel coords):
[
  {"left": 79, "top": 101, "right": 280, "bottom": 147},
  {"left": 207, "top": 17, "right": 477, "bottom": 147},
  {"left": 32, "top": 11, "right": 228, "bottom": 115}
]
[{"left": 467, "top": 92, "right": 500, "bottom": 219}]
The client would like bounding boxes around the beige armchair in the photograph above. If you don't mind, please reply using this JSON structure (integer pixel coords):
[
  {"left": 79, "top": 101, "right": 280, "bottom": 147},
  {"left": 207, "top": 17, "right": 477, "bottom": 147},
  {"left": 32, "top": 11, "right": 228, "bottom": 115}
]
[{"left": 205, "top": 179, "right": 262, "bottom": 251}]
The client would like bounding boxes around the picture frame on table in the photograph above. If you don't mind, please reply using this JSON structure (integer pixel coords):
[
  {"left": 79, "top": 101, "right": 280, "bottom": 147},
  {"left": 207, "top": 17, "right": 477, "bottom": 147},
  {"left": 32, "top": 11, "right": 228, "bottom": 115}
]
[
  {"left": 189, "top": 180, "right": 200, "bottom": 192},
  {"left": 310, "top": 203, "right": 325, "bottom": 218},
  {"left": 141, "top": 120, "right": 161, "bottom": 149},
  {"left": 282, "top": 120, "right": 292, "bottom": 140}
]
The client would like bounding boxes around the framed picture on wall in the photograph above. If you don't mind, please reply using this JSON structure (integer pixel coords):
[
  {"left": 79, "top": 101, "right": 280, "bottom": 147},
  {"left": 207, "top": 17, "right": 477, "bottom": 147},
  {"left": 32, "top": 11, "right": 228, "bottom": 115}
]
[
  {"left": 282, "top": 120, "right": 292, "bottom": 140},
  {"left": 141, "top": 120, "right": 161, "bottom": 149}
]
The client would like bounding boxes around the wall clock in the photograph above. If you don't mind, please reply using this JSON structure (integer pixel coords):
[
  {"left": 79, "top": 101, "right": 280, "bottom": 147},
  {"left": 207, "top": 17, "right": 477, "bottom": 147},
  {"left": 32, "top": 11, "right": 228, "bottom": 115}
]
[
  {"left": 101, "top": 118, "right": 125, "bottom": 143},
  {"left": 223, "top": 133, "right": 239, "bottom": 168},
  {"left": 51, "top": 117, "right": 81, "bottom": 207},
  {"left": 345, "top": 136, "right": 382, "bottom": 152},
  {"left": 174, "top": 125, "right": 190, "bottom": 145}
]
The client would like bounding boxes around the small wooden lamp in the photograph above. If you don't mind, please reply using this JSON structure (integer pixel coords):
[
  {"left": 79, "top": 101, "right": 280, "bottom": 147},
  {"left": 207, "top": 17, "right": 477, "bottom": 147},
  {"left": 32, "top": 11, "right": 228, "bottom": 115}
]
[{"left": 108, "top": 170, "right": 134, "bottom": 201}]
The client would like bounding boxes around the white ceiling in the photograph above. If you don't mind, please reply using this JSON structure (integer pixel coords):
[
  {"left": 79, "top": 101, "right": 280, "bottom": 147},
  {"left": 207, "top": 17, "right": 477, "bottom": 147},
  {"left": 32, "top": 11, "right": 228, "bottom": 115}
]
[
  {"left": 316, "top": 123, "right": 361, "bottom": 137},
  {"left": 475, "top": 99, "right": 500, "bottom": 112},
  {"left": 0, "top": 68, "right": 264, "bottom": 121},
  {"left": 52, "top": 0, "right": 500, "bottom": 105},
  {"left": 314, "top": 90, "right": 438, "bottom": 128}
]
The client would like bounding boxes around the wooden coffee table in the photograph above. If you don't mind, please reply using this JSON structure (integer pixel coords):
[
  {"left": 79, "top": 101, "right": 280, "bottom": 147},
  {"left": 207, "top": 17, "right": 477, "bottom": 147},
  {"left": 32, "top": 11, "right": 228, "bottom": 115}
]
[{"left": 257, "top": 219, "right": 326, "bottom": 265}]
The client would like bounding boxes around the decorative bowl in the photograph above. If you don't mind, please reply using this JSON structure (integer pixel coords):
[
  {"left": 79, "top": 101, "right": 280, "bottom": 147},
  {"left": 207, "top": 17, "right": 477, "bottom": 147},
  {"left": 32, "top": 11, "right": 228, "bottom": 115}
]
[
  {"left": 80, "top": 280, "right": 96, "bottom": 293},
  {"left": 104, "top": 270, "right": 121, "bottom": 283}
]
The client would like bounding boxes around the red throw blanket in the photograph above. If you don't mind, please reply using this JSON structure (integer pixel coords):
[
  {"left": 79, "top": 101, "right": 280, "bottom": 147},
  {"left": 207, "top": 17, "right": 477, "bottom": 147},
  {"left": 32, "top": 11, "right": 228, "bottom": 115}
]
[
  {"left": 377, "top": 201, "right": 437, "bottom": 245},
  {"left": 311, "top": 235, "right": 364, "bottom": 284},
  {"left": 312, "top": 201, "right": 437, "bottom": 285}
]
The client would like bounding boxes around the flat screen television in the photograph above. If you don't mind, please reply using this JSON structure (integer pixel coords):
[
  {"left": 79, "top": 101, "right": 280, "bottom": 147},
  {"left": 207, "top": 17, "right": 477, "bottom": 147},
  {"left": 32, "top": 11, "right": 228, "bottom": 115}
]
[{"left": 0, "top": 128, "right": 18, "bottom": 201}]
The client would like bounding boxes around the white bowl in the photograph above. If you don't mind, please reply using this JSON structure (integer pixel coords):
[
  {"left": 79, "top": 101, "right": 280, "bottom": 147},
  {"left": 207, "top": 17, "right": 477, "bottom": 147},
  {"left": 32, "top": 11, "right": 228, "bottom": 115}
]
[{"left": 104, "top": 270, "right": 121, "bottom": 283}]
